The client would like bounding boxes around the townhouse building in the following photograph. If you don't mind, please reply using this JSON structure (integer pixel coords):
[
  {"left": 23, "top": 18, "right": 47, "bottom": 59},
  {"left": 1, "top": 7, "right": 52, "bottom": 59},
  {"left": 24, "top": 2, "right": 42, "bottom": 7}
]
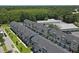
[
  {"left": 10, "top": 21, "right": 68, "bottom": 53},
  {"left": 23, "top": 19, "right": 79, "bottom": 52}
]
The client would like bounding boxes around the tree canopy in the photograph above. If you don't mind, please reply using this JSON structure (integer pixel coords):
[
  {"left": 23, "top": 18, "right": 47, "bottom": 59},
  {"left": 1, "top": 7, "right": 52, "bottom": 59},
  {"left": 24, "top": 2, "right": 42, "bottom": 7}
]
[{"left": 0, "top": 6, "right": 78, "bottom": 24}]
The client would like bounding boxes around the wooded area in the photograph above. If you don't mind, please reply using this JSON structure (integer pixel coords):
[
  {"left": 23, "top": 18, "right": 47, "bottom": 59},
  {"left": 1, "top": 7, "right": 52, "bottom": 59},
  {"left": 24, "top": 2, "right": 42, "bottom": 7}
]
[{"left": 0, "top": 6, "right": 79, "bottom": 24}]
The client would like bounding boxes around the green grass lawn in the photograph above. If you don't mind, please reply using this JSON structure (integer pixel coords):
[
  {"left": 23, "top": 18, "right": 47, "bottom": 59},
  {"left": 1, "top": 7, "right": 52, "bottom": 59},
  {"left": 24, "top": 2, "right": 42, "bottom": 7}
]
[{"left": 2, "top": 24, "right": 31, "bottom": 53}]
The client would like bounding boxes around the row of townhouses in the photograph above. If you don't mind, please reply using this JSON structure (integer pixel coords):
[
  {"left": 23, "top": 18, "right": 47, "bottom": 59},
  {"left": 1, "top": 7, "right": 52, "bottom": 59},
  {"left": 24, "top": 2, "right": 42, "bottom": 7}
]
[
  {"left": 23, "top": 19, "right": 79, "bottom": 52},
  {"left": 10, "top": 21, "right": 68, "bottom": 53}
]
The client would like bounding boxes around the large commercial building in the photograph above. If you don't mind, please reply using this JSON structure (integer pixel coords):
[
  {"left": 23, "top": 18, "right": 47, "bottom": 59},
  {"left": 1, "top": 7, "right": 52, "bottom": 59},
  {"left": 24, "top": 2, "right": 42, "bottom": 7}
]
[{"left": 37, "top": 19, "right": 79, "bottom": 33}]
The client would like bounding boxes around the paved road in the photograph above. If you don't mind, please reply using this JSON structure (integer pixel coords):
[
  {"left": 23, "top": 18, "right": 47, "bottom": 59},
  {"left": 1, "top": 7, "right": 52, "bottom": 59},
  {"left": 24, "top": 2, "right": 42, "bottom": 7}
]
[
  {"left": 3, "top": 37, "right": 19, "bottom": 53},
  {"left": 2, "top": 27, "right": 32, "bottom": 53},
  {"left": 0, "top": 47, "right": 4, "bottom": 53},
  {"left": 2, "top": 28, "right": 20, "bottom": 53}
]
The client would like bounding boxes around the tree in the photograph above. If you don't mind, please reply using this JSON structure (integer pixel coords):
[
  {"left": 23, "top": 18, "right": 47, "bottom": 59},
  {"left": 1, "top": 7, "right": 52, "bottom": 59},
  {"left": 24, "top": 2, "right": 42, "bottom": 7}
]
[
  {"left": 20, "top": 47, "right": 23, "bottom": 52},
  {"left": 20, "top": 12, "right": 27, "bottom": 22},
  {"left": 0, "top": 35, "right": 5, "bottom": 45},
  {"left": 31, "top": 16, "right": 36, "bottom": 21},
  {"left": 16, "top": 41, "right": 18, "bottom": 45},
  {"left": 63, "top": 14, "right": 76, "bottom": 23},
  {"left": 53, "top": 14, "right": 59, "bottom": 19},
  {"left": 44, "top": 17, "right": 48, "bottom": 20}
]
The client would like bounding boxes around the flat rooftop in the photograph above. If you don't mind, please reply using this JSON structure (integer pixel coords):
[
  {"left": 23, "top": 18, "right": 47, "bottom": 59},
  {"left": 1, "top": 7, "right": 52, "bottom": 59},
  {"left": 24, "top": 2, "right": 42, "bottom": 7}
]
[
  {"left": 53, "top": 22, "right": 78, "bottom": 29},
  {"left": 37, "top": 19, "right": 61, "bottom": 23},
  {"left": 72, "top": 32, "right": 79, "bottom": 38},
  {"left": 37, "top": 19, "right": 78, "bottom": 30}
]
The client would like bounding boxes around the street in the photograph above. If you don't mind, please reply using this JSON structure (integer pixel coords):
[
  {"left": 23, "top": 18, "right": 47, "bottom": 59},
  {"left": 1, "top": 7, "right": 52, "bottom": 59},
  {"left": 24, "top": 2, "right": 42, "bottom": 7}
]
[{"left": 1, "top": 28, "right": 20, "bottom": 53}]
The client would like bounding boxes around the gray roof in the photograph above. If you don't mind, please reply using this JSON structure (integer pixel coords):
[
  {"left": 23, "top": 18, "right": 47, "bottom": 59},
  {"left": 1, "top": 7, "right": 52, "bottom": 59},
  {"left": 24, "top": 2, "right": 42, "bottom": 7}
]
[
  {"left": 24, "top": 19, "right": 79, "bottom": 44},
  {"left": 10, "top": 21, "right": 69, "bottom": 53},
  {"left": 31, "top": 35, "right": 69, "bottom": 53},
  {"left": 49, "top": 27, "right": 79, "bottom": 43},
  {"left": 61, "top": 28, "right": 79, "bottom": 32}
]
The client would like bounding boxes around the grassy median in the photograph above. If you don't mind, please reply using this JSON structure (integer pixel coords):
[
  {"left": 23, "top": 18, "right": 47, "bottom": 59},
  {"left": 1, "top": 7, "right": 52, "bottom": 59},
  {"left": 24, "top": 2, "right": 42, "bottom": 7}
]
[{"left": 2, "top": 24, "right": 31, "bottom": 53}]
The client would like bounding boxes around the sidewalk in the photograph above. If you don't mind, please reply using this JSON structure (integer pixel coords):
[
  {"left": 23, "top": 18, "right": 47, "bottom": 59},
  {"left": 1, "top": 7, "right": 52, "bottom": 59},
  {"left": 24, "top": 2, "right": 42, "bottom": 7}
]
[
  {"left": 0, "top": 47, "right": 4, "bottom": 53},
  {"left": 1, "top": 25, "right": 32, "bottom": 53},
  {"left": 2, "top": 27, "right": 20, "bottom": 53}
]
